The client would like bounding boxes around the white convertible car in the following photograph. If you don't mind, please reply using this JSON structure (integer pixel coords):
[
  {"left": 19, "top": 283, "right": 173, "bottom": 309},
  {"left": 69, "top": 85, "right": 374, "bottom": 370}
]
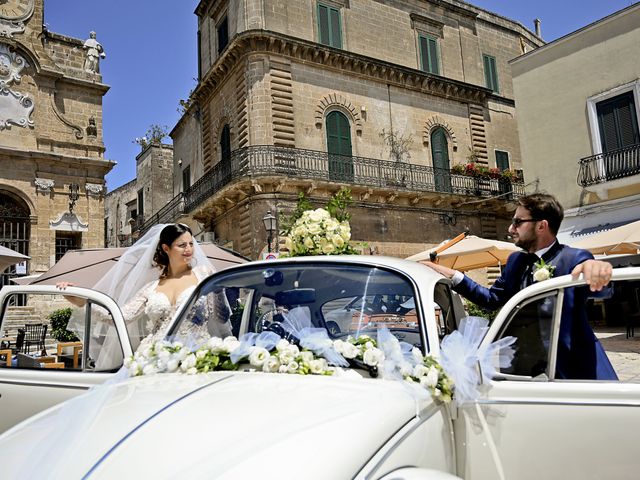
[{"left": 0, "top": 256, "right": 639, "bottom": 479}]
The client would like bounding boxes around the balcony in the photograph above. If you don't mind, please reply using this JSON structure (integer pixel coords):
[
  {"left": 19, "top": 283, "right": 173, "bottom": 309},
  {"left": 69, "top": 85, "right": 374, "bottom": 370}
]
[
  {"left": 140, "top": 145, "right": 525, "bottom": 235},
  {"left": 578, "top": 144, "right": 640, "bottom": 188}
]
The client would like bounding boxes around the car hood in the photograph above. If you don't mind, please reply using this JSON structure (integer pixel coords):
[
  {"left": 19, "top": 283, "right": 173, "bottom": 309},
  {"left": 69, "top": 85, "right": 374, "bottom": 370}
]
[{"left": 0, "top": 371, "right": 426, "bottom": 478}]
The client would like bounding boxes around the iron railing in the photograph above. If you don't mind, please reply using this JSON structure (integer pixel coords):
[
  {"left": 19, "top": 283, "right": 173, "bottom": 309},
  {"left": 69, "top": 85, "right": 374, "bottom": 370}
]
[
  {"left": 578, "top": 143, "right": 640, "bottom": 187},
  {"left": 140, "top": 145, "right": 525, "bottom": 235}
]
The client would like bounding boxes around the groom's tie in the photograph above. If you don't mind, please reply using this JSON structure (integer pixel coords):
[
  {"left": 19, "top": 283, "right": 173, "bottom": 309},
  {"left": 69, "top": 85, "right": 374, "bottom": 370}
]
[{"left": 521, "top": 253, "right": 539, "bottom": 289}]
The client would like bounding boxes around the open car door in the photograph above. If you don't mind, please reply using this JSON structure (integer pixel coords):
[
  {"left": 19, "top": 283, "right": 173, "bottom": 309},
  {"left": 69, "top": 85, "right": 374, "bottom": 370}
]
[
  {"left": 0, "top": 285, "right": 132, "bottom": 432},
  {"left": 453, "top": 267, "right": 640, "bottom": 479}
]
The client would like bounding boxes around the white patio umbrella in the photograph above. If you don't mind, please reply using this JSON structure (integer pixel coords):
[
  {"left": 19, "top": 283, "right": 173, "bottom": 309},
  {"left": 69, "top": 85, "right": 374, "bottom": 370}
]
[
  {"left": 0, "top": 245, "right": 29, "bottom": 273},
  {"left": 570, "top": 219, "right": 640, "bottom": 255},
  {"left": 406, "top": 235, "right": 520, "bottom": 271}
]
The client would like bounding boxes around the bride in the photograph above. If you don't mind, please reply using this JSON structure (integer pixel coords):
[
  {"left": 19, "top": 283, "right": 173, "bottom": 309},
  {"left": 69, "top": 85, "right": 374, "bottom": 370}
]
[{"left": 59, "top": 223, "right": 232, "bottom": 369}]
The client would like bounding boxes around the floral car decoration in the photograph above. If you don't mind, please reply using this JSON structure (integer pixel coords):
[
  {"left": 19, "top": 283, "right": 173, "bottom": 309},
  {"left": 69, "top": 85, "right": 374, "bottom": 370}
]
[{"left": 126, "top": 332, "right": 455, "bottom": 404}]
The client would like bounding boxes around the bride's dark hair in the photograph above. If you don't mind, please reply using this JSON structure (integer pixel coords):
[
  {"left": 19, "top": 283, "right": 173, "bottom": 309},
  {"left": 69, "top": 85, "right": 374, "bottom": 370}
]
[{"left": 153, "top": 223, "right": 193, "bottom": 277}]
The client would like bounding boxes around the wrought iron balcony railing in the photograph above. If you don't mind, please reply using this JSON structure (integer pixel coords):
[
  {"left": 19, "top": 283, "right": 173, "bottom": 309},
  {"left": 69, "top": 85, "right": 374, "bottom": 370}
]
[
  {"left": 578, "top": 143, "right": 640, "bottom": 187},
  {"left": 140, "top": 145, "right": 525, "bottom": 235}
]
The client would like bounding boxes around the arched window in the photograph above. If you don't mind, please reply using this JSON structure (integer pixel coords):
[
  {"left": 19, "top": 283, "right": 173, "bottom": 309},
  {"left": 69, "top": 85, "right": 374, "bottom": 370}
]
[
  {"left": 0, "top": 192, "right": 30, "bottom": 293},
  {"left": 326, "top": 111, "right": 353, "bottom": 181},
  {"left": 431, "top": 127, "right": 451, "bottom": 192}
]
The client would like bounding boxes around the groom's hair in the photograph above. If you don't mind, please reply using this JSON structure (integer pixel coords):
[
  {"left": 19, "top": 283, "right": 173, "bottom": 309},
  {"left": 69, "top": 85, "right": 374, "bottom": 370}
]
[
  {"left": 518, "top": 193, "right": 564, "bottom": 235},
  {"left": 153, "top": 223, "right": 193, "bottom": 276}
]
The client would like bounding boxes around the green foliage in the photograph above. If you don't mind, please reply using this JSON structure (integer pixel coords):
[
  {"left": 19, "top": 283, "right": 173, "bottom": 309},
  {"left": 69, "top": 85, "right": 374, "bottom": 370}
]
[
  {"left": 464, "top": 300, "right": 497, "bottom": 321},
  {"left": 133, "top": 124, "right": 169, "bottom": 149},
  {"left": 48, "top": 307, "right": 80, "bottom": 342},
  {"left": 279, "top": 192, "right": 314, "bottom": 235},
  {"left": 326, "top": 187, "right": 353, "bottom": 222}
]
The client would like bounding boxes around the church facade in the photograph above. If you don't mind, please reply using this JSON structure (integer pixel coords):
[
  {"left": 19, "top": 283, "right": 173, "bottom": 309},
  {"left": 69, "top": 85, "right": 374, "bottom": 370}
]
[{"left": 0, "top": 0, "right": 112, "bottom": 287}]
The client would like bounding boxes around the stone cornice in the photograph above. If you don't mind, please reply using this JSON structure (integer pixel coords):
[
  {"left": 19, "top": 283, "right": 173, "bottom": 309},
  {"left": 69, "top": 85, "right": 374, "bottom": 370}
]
[
  {"left": 0, "top": 145, "right": 114, "bottom": 168},
  {"left": 194, "top": 30, "right": 494, "bottom": 105}
]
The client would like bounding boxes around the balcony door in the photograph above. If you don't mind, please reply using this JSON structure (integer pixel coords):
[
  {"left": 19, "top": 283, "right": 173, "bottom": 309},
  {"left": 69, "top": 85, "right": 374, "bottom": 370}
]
[
  {"left": 431, "top": 127, "right": 451, "bottom": 192},
  {"left": 220, "top": 124, "right": 232, "bottom": 182},
  {"left": 597, "top": 91, "right": 640, "bottom": 180},
  {"left": 326, "top": 111, "right": 354, "bottom": 182}
]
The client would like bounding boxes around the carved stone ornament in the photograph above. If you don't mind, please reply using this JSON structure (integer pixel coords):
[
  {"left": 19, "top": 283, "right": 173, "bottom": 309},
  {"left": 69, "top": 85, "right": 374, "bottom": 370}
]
[
  {"left": 0, "top": 84, "right": 33, "bottom": 129},
  {"left": 34, "top": 177, "right": 54, "bottom": 193},
  {"left": 85, "top": 183, "right": 103, "bottom": 196},
  {"left": 0, "top": 43, "right": 27, "bottom": 86},
  {"left": 50, "top": 211, "right": 89, "bottom": 232},
  {"left": 0, "top": 0, "right": 35, "bottom": 38}
]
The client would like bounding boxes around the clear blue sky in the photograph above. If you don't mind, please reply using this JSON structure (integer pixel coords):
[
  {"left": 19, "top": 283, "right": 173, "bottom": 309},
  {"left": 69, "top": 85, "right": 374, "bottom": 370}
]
[{"left": 44, "top": 0, "right": 637, "bottom": 191}]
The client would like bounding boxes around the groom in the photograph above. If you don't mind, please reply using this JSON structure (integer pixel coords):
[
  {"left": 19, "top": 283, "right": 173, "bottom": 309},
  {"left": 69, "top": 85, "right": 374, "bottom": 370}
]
[{"left": 422, "top": 193, "right": 617, "bottom": 380}]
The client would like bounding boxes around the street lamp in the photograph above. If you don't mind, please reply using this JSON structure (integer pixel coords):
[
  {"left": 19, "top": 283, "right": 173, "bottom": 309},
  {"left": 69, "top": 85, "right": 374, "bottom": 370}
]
[{"left": 262, "top": 210, "right": 277, "bottom": 253}]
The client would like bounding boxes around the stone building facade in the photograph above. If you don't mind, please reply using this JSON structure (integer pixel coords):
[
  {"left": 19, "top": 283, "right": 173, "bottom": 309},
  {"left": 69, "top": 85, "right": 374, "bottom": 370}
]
[
  {"left": 104, "top": 143, "right": 174, "bottom": 247},
  {"left": 156, "top": 0, "right": 544, "bottom": 259},
  {"left": 0, "top": 0, "right": 112, "bottom": 286}
]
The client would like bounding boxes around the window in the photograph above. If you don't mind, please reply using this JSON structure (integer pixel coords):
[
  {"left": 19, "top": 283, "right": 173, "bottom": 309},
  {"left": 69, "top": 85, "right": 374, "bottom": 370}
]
[
  {"left": 495, "top": 150, "right": 510, "bottom": 171},
  {"left": 596, "top": 91, "right": 640, "bottom": 153},
  {"left": 137, "top": 188, "right": 144, "bottom": 221},
  {"left": 55, "top": 232, "right": 81, "bottom": 262},
  {"left": 182, "top": 165, "right": 191, "bottom": 192},
  {"left": 318, "top": 3, "right": 342, "bottom": 48},
  {"left": 217, "top": 15, "right": 229, "bottom": 54},
  {"left": 483, "top": 54, "right": 499, "bottom": 93},
  {"left": 419, "top": 34, "right": 439, "bottom": 75}
]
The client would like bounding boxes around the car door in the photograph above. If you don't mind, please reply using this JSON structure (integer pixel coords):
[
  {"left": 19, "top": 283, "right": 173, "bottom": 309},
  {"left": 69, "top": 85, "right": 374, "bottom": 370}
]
[
  {"left": 0, "top": 285, "right": 132, "bottom": 432},
  {"left": 454, "top": 267, "right": 640, "bottom": 480}
]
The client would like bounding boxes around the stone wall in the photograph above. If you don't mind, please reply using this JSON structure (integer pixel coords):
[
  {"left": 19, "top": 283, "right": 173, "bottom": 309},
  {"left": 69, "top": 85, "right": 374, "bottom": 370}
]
[{"left": 0, "top": 0, "right": 112, "bottom": 279}]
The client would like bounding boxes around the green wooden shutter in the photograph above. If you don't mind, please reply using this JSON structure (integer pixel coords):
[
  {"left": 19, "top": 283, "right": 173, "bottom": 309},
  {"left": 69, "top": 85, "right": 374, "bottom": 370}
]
[
  {"left": 327, "top": 111, "right": 353, "bottom": 181},
  {"left": 597, "top": 92, "right": 640, "bottom": 152},
  {"left": 318, "top": 4, "right": 341, "bottom": 48},
  {"left": 431, "top": 128, "right": 451, "bottom": 192},
  {"left": 483, "top": 54, "right": 499, "bottom": 93},
  {"left": 318, "top": 4, "right": 330, "bottom": 46},
  {"left": 330, "top": 7, "right": 342, "bottom": 48},
  {"left": 419, "top": 35, "right": 439, "bottom": 75},
  {"left": 496, "top": 150, "right": 509, "bottom": 171}
]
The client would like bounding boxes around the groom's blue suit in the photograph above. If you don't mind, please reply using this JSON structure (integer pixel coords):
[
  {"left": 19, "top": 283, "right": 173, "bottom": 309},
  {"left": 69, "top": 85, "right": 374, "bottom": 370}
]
[{"left": 454, "top": 241, "right": 617, "bottom": 380}]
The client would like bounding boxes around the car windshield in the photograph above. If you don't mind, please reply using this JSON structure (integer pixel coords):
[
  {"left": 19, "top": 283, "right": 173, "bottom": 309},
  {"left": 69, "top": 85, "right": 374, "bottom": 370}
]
[{"left": 172, "top": 262, "right": 424, "bottom": 351}]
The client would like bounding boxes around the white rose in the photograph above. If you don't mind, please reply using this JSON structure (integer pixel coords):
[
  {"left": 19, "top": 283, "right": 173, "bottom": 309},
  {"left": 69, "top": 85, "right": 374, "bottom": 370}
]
[
  {"left": 307, "top": 222, "right": 322, "bottom": 235},
  {"left": 424, "top": 366, "right": 439, "bottom": 388},
  {"left": 533, "top": 267, "right": 551, "bottom": 282},
  {"left": 222, "top": 337, "right": 241, "bottom": 353},
  {"left": 309, "top": 359, "right": 328, "bottom": 374},
  {"left": 364, "top": 341, "right": 374, "bottom": 350},
  {"left": 412, "top": 363, "right": 430, "bottom": 378},
  {"left": 340, "top": 224, "right": 351, "bottom": 241},
  {"left": 166, "top": 359, "right": 179, "bottom": 372},
  {"left": 363, "top": 348, "right": 384, "bottom": 367},
  {"left": 277, "top": 349, "right": 295, "bottom": 364},
  {"left": 299, "top": 350, "right": 314, "bottom": 363},
  {"left": 186, "top": 367, "right": 198, "bottom": 375},
  {"left": 276, "top": 339, "right": 290, "bottom": 352},
  {"left": 262, "top": 356, "right": 281, "bottom": 373},
  {"left": 286, "top": 361, "right": 299, "bottom": 373},
  {"left": 142, "top": 363, "right": 158, "bottom": 376},
  {"left": 342, "top": 343, "right": 359, "bottom": 359},
  {"left": 248, "top": 347, "right": 270, "bottom": 367},
  {"left": 399, "top": 361, "right": 413, "bottom": 377},
  {"left": 207, "top": 337, "right": 224, "bottom": 351},
  {"left": 332, "top": 235, "right": 345, "bottom": 248},
  {"left": 411, "top": 348, "right": 424, "bottom": 364},
  {"left": 322, "top": 243, "right": 335, "bottom": 254},
  {"left": 180, "top": 353, "right": 196, "bottom": 372},
  {"left": 196, "top": 349, "right": 207, "bottom": 359},
  {"left": 304, "top": 237, "right": 315, "bottom": 249}
]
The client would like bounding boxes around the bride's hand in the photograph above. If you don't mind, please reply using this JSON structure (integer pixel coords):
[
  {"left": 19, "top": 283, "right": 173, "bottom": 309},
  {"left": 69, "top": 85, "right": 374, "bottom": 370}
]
[{"left": 56, "top": 282, "right": 85, "bottom": 307}]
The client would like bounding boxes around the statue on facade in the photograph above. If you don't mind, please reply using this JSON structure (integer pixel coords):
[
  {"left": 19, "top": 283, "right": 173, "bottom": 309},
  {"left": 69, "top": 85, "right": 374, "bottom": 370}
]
[{"left": 83, "top": 31, "right": 106, "bottom": 73}]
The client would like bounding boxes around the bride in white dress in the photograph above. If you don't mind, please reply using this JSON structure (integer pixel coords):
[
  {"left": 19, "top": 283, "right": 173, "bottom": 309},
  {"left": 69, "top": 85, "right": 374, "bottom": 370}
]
[{"left": 60, "top": 223, "right": 231, "bottom": 369}]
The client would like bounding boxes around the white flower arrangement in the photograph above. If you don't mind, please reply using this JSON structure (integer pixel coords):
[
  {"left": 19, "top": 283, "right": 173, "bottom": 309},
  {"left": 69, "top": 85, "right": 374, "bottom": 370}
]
[
  {"left": 126, "top": 333, "right": 454, "bottom": 404},
  {"left": 126, "top": 336, "right": 335, "bottom": 378},
  {"left": 533, "top": 258, "right": 556, "bottom": 282},
  {"left": 403, "top": 348, "right": 454, "bottom": 403},
  {"left": 284, "top": 208, "right": 357, "bottom": 257}
]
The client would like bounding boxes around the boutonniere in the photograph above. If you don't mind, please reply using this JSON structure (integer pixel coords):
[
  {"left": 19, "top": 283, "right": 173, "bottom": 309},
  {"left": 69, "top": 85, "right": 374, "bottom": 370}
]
[{"left": 532, "top": 258, "right": 556, "bottom": 282}]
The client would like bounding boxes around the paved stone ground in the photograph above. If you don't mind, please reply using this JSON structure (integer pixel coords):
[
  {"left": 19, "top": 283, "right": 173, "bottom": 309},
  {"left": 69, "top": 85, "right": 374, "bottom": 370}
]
[{"left": 595, "top": 326, "right": 640, "bottom": 382}]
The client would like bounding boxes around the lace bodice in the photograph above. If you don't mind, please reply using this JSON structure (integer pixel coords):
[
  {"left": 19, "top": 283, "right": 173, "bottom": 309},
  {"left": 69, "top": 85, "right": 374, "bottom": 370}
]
[{"left": 124, "top": 266, "right": 223, "bottom": 352}]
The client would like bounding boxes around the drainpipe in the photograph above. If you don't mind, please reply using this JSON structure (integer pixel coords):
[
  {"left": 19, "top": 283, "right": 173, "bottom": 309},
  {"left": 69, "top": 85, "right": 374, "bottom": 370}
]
[{"left": 534, "top": 19, "right": 541, "bottom": 38}]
